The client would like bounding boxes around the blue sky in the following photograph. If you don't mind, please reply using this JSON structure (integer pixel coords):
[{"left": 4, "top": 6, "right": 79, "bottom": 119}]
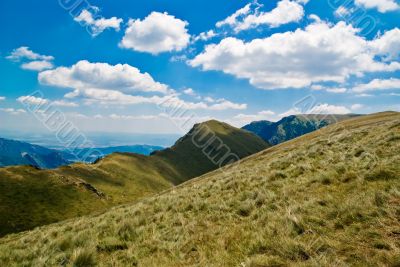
[{"left": 0, "top": 0, "right": 399, "bottom": 134}]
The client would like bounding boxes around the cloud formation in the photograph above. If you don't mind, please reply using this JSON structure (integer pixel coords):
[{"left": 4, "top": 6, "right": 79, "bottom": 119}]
[
  {"left": 36, "top": 60, "right": 246, "bottom": 111},
  {"left": 190, "top": 22, "right": 400, "bottom": 89},
  {"left": 6, "top": 47, "right": 54, "bottom": 62},
  {"left": 193, "top": 30, "right": 217, "bottom": 42},
  {"left": 183, "top": 88, "right": 196, "bottom": 96},
  {"left": 280, "top": 103, "right": 351, "bottom": 117},
  {"left": 69, "top": 88, "right": 246, "bottom": 110},
  {"left": 17, "top": 95, "right": 49, "bottom": 106},
  {"left": 39, "top": 60, "right": 170, "bottom": 94},
  {"left": 311, "top": 85, "right": 348, "bottom": 93},
  {"left": 6, "top": 47, "right": 55, "bottom": 72},
  {"left": 229, "top": 110, "right": 277, "bottom": 126},
  {"left": 216, "top": 0, "right": 306, "bottom": 32},
  {"left": 353, "top": 78, "right": 400, "bottom": 92},
  {"left": 120, "top": 12, "right": 190, "bottom": 54},
  {"left": 21, "top": 60, "right": 54, "bottom": 71},
  {"left": 17, "top": 95, "right": 79, "bottom": 109},
  {"left": 369, "top": 28, "right": 400, "bottom": 61},
  {"left": 355, "top": 0, "right": 400, "bottom": 13},
  {"left": 74, "top": 8, "right": 123, "bottom": 36}
]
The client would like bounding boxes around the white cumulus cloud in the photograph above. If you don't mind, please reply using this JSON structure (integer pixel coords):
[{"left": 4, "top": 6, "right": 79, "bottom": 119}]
[
  {"left": 193, "top": 30, "right": 217, "bottom": 42},
  {"left": 120, "top": 12, "right": 190, "bottom": 54},
  {"left": 6, "top": 47, "right": 55, "bottom": 71},
  {"left": 216, "top": 0, "right": 305, "bottom": 32},
  {"left": 369, "top": 28, "right": 400, "bottom": 61},
  {"left": 190, "top": 22, "right": 400, "bottom": 90},
  {"left": 216, "top": 3, "right": 252, "bottom": 28},
  {"left": 236, "top": 0, "right": 304, "bottom": 31},
  {"left": 17, "top": 95, "right": 49, "bottom": 106},
  {"left": 38, "top": 60, "right": 170, "bottom": 94},
  {"left": 6, "top": 47, "right": 54, "bottom": 62},
  {"left": 38, "top": 60, "right": 246, "bottom": 111},
  {"left": 21, "top": 60, "right": 54, "bottom": 71},
  {"left": 355, "top": 0, "right": 400, "bottom": 13},
  {"left": 74, "top": 8, "right": 123, "bottom": 36},
  {"left": 207, "top": 99, "right": 247, "bottom": 110},
  {"left": 183, "top": 88, "right": 196, "bottom": 96},
  {"left": 353, "top": 78, "right": 400, "bottom": 92}
]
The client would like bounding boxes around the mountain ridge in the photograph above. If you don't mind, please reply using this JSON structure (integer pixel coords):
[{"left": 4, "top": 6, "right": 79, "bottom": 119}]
[
  {"left": 0, "top": 137, "right": 71, "bottom": 169},
  {"left": 243, "top": 114, "right": 361, "bottom": 145}
]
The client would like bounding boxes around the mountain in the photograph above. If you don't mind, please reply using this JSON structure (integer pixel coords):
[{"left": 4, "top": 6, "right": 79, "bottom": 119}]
[
  {"left": 152, "top": 120, "right": 269, "bottom": 183},
  {"left": 0, "top": 120, "right": 269, "bottom": 236},
  {"left": 1, "top": 112, "right": 398, "bottom": 266},
  {"left": 243, "top": 114, "right": 361, "bottom": 145},
  {"left": 0, "top": 137, "right": 71, "bottom": 169},
  {"left": 62, "top": 145, "right": 164, "bottom": 163}
]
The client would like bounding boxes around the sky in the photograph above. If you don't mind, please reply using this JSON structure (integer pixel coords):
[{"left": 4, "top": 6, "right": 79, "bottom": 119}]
[{"left": 0, "top": 0, "right": 399, "bottom": 135}]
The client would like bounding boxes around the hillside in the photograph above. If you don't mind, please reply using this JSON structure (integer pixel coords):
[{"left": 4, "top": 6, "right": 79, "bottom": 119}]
[
  {"left": 243, "top": 114, "right": 360, "bottom": 145},
  {"left": 0, "top": 112, "right": 398, "bottom": 266},
  {"left": 0, "top": 137, "right": 70, "bottom": 168},
  {"left": 0, "top": 120, "right": 268, "bottom": 237},
  {"left": 153, "top": 120, "right": 269, "bottom": 183}
]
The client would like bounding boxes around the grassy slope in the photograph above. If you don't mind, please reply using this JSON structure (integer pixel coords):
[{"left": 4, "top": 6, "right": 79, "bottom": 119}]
[
  {"left": 0, "top": 166, "right": 108, "bottom": 237},
  {"left": 0, "top": 120, "right": 268, "bottom": 237},
  {"left": 0, "top": 112, "right": 398, "bottom": 266},
  {"left": 154, "top": 120, "right": 269, "bottom": 183}
]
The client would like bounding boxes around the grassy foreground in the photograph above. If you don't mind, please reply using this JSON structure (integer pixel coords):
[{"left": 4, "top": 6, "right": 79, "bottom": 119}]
[{"left": 0, "top": 112, "right": 399, "bottom": 266}]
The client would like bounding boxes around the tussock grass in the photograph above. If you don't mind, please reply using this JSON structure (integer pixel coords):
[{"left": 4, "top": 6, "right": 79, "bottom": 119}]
[
  {"left": 0, "top": 112, "right": 399, "bottom": 266},
  {"left": 71, "top": 248, "right": 96, "bottom": 267}
]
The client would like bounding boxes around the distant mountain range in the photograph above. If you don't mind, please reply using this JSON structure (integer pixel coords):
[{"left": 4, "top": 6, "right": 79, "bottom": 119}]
[
  {"left": 0, "top": 120, "right": 268, "bottom": 236},
  {"left": 0, "top": 137, "right": 163, "bottom": 169},
  {"left": 243, "top": 114, "right": 361, "bottom": 145},
  {"left": 0, "top": 138, "right": 70, "bottom": 169},
  {"left": 0, "top": 131, "right": 179, "bottom": 149}
]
